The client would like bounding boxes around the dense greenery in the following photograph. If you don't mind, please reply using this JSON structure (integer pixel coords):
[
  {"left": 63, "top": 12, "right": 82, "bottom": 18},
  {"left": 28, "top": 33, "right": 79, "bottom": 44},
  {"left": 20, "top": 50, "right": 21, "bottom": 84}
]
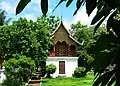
[
  {"left": 71, "top": 22, "right": 106, "bottom": 67},
  {"left": 73, "top": 67, "right": 86, "bottom": 78},
  {"left": 2, "top": 54, "right": 35, "bottom": 86},
  {"left": 0, "top": 17, "right": 52, "bottom": 76},
  {"left": 46, "top": 64, "right": 56, "bottom": 78},
  {"left": 45, "top": 15, "right": 59, "bottom": 32},
  {"left": 42, "top": 72, "right": 94, "bottom": 86}
]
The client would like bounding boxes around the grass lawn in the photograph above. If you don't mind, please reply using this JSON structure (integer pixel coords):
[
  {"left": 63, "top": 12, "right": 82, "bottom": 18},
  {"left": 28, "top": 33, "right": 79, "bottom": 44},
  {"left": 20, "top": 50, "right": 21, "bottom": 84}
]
[{"left": 42, "top": 72, "right": 94, "bottom": 86}]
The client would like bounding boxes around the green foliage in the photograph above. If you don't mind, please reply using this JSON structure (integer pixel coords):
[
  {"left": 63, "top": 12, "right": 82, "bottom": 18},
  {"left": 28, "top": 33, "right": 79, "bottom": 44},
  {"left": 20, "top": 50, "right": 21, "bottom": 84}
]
[
  {"left": 0, "top": 17, "right": 51, "bottom": 75},
  {"left": 71, "top": 22, "right": 107, "bottom": 50},
  {"left": 79, "top": 51, "right": 94, "bottom": 66},
  {"left": 71, "top": 22, "right": 106, "bottom": 67},
  {"left": 39, "top": 15, "right": 59, "bottom": 32},
  {"left": 46, "top": 64, "right": 56, "bottom": 78},
  {"left": 73, "top": 67, "right": 86, "bottom": 78},
  {"left": 86, "top": 31, "right": 120, "bottom": 86},
  {"left": 2, "top": 54, "right": 35, "bottom": 86},
  {"left": 71, "top": 22, "right": 94, "bottom": 67}
]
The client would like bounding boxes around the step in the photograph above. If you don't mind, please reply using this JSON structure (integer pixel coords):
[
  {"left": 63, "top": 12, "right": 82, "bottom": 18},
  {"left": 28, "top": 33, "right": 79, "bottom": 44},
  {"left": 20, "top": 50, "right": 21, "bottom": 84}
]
[
  {"left": 35, "top": 72, "right": 41, "bottom": 74},
  {"left": 31, "top": 76, "right": 39, "bottom": 80},
  {"left": 32, "top": 73, "right": 41, "bottom": 77},
  {"left": 28, "top": 80, "right": 40, "bottom": 84},
  {"left": 26, "top": 84, "right": 40, "bottom": 86}
]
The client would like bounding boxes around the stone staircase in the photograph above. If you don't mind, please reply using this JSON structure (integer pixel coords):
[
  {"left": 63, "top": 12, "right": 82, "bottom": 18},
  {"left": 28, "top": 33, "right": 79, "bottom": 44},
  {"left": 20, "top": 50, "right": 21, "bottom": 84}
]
[{"left": 26, "top": 72, "right": 41, "bottom": 86}]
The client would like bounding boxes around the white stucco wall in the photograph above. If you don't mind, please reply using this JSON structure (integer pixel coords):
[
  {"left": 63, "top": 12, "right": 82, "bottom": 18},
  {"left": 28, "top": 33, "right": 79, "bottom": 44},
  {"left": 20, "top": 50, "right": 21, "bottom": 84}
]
[
  {"left": 0, "top": 67, "right": 6, "bottom": 83},
  {"left": 46, "top": 57, "right": 79, "bottom": 77}
]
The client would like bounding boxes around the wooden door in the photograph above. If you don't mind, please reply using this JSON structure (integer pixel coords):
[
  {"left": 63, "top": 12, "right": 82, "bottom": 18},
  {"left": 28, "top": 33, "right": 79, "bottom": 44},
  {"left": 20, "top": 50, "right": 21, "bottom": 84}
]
[{"left": 59, "top": 61, "right": 65, "bottom": 74}]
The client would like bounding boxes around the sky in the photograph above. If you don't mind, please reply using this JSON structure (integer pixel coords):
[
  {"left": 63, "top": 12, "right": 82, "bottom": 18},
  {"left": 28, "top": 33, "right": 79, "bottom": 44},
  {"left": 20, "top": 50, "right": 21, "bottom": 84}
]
[{"left": 0, "top": 0, "right": 97, "bottom": 29}]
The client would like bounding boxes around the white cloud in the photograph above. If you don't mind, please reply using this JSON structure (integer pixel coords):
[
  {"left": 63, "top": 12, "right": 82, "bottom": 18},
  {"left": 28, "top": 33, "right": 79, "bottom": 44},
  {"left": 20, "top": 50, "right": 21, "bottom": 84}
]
[
  {"left": 63, "top": 5, "right": 97, "bottom": 29},
  {"left": 31, "top": 0, "right": 40, "bottom": 5},
  {"left": 0, "top": 1, "right": 14, "bottom": 14},
  {"left": 73, "top": 5, "right": 97, "bottom": 25},
  {"left": 0, "top": 0, "right": 20, "bottom": 16},
  {"left": 64, "top": 21, "right": 72, "bottom": 30}
]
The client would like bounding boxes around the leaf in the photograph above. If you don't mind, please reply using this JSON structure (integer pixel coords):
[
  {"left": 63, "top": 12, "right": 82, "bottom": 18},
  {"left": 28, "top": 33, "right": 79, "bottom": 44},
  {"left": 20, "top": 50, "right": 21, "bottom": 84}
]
[
  {"left": 107, "top": 76, "right": 115, "bottom": 86},
  {"left": 73, "top": 0, "right": 84, "bottom": 15},
  {"left": 93, "top": 74, "right": 104, "bottom": 86},
  {"left": 106, "top": 10, "right": 117, "bottom": 31},
  {"left": 100, "top": 72, "right": 114, "bottom": 86},
  {"left": 93, "top": 16, "right": 107, "bottom": 34},
  {"left": 53, "top": 0, "right": 66, "bottom": 12},
  {"left": 16, "top": 0, "right": 31, "bottom": 15},
  {"left": 41, "top": 0, "right": 48, "bottom": 15},
  {"left": 86, "top": 0, "right": 96, "bottom": 16},
  {"left": 88, "top": 33, "right": 118, "bottom": 54},
  {"left": 66, "top": 0, "right": 73, "bottom": 7},
  {"left": 93, "top": 71, "right": 114, "bottom": 86},
  {"left": 91, "top": 8, "right": 110, "bottom": 25},
  {"left": 97, "top": 0, "right": 104, "bottom": 13}
]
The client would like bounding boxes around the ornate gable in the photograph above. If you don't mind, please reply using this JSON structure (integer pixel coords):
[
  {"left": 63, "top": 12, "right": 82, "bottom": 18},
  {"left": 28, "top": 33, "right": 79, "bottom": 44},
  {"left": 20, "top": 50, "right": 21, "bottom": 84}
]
[
  {"left": 49, "top": 18, "right": 82, "bottom": 57},
  {"left": 51, "top": 18, "right": 82, "bottom": 46}
]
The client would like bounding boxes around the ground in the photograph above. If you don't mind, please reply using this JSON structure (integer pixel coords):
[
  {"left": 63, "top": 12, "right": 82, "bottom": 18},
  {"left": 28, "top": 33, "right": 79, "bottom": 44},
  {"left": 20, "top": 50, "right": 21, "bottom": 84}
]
[{"left": 42, "top": 72, "right": 94, "bottom": 86}]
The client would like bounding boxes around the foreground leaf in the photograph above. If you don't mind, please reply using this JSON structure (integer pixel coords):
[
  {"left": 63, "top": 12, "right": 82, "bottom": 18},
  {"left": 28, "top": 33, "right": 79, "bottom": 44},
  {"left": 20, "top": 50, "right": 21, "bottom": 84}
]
[
  {"left": 16, "top": 0, "right": 31, "bottom": 15},
  {"left": 86, "top": 0, "right": 96, "bottom": 16},
  {"left": 41, "top": 0, "right": 48, "bottom": 15},
  {"left": 91, "top": 8, "right": 110, "bottom": 25},
  {"left": 73, "top": 0, "right": 85, "bottom": 15},
  {"left": 66, "top": 0, "right": 73, "bottom": 7}
]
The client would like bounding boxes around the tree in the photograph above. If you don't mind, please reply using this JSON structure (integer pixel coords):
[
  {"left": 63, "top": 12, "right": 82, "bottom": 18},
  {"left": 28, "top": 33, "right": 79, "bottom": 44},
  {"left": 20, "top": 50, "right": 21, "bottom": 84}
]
[
  {"left": 0, "top": 17, "right": 51, "bottom": 75},
  {"left": 39, "top": 15, "right": 60, "bottom": 32},
  {"left": 71, "top": 22, "right": 94, "bottom": 50},
  {"left": 46, "top": 15, "right": 59, "bottom": 31},
  {"left": 70, "top": 22, "right": 94, "bottom": 67},
  {"left": 71, "top": 22, "right": 106, "bottom": 67}
]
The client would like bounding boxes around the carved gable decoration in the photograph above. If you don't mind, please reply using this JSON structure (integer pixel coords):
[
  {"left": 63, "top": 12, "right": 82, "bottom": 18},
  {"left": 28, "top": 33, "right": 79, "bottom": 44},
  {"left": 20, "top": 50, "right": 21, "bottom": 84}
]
[{"left": 51, "top": 19, "right": 81, "bottom": 47}]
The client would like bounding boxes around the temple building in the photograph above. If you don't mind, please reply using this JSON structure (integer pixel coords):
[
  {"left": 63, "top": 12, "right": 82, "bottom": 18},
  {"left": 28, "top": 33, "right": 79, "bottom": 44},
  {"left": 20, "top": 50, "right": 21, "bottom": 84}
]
[{"left": 46, "top": 19, "right": 82, "bottom": 77}]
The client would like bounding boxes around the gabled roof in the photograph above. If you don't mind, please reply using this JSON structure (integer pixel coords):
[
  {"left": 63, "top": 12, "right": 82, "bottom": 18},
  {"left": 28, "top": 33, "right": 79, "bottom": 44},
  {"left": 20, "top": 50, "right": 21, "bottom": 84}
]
[
  {"left": 51, "top": 18, "right": 71, "bottom": 35},
  {"left": 51, "top": 18, "right": 83, "bottom": 46}
]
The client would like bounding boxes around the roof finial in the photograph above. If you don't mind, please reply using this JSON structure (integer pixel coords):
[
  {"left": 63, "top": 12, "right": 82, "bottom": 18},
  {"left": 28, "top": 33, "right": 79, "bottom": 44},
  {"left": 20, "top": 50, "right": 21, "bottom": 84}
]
[{"left": 60, "top": 14, "right": 63, "bottom": 23}]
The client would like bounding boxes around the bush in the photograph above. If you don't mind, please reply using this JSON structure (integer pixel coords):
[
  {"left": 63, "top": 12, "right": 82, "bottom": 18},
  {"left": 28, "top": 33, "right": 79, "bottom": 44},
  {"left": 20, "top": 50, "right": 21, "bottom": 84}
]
[
  {"left": 46, "top": 64, "right": 56, "bottom": 78},
  {"left": 73, "top": 67, "right": 86, "bottom": 78},
  {"left": 2, "top": 54, "right": 36, "bottom": 86}
]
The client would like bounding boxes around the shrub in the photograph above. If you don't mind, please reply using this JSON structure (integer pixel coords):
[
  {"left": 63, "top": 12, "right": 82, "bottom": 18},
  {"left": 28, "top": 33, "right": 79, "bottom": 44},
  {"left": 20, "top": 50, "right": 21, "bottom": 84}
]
[
  {"left": 2, "top": 54, "right": 36, "bottom": 86},
  {"left": 73, "top": 67, "right": 86, "bottom": 78},
  {"left": 46, "top": 64, "right": 56, "bottom": 78}
]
